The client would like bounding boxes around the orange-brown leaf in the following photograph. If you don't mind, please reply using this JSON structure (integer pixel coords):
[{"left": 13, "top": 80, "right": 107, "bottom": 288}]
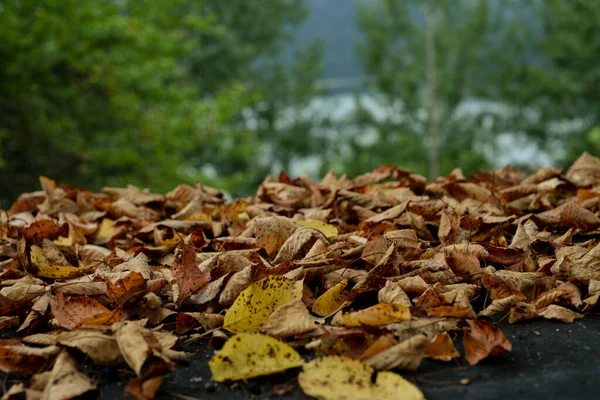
[{"left": 463, "top": 320, "right": 512, "bottom": 365}]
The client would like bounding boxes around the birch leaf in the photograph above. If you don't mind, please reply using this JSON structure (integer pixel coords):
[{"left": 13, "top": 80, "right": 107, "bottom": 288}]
[
  {"left": 464, "top": 320, "right": 512, "bottom": 365},
  {"left": 299, "top": 356, "right": 424, "bottom": 400},
  {"left": 423, "top": 332, "right": 461, "bottom": 362},
  {"left": 117, "top": 321, "right": 150, "bottom": 376},
  {"left": 209, "top": 333, "right": 304, "bottom": 382},
  {"left": 312, "top": 279, "right": 353, "bottom": 317},
  {"left": 297, "top": 219, "right": 338, "bottom": 238},
  {"left": 332, "top": 303, "right": 410, "bottom": 327},
  {"left": 42, "top": 350, "right": 95, "bottom": 400},
  {"left": 223, "top": 276, "right": 303, "bottom": 333},
  {"left": 30, "top": 245, "right": 95, "bottom": 279}
]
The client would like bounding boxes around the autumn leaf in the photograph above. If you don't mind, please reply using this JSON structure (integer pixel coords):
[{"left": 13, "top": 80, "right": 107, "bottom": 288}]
[
  {"left": 117, "top": 321, "right": 151, "bottom": 376},
  {"left": 209, "top": 333, "right": 304, "bottom": 382},
  {"left": 298, "top": 356, "right": 424, "bottom": 400},
  {"left": 0, "top": 341, "right": 60, "bottom": 375},
  {"left": 93, "top": 218, "right": 123, "bottom": 245},
  {"left": 260, "top": 299, "right": 318, "bottom": 338},
  {"left": 57, "top": 331, "right": 124, "bottom": 365},
  {"left": 463, "top": 320, "right": 512, "bottom": 365},
  {"left": 254, "top": 216, "right": 296, "bottom": 255},
  {"left": 312, "top": 279, "right": 354, "bottom": 317},
  {"left": 362, "top": 334, "right": 428, "bottom": 371},
  {"left": 424, "top": 332, "right": 461, "bottom": 362},
  {"left": 297, "top": 219, "right": 338, "bottom": 238},
  {"left": 172, "top": 244, "right": 211, "bottom": 306},
  {"left": 29, "top": 244, "right": 95, "bottom": 279},
  {"left": 223, "top": 276, "right": 303, "bottom": 333},
  {"left": 332, "top": 303, "right": 411, "bottom": 327},
  {"left": 50, "top": 292, "right": 121, "bottom": 330},
  {"left": 41, "top": 350, "right": 96, "bottom": 400}
]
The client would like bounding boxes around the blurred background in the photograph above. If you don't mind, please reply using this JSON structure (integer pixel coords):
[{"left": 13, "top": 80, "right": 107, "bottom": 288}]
[{"left": 1, "top": 0, "right": 598, "bottom": 207}]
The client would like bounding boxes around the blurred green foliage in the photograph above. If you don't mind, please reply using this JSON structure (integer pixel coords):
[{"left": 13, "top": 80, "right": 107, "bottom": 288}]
[
  {"left": 0, "top": 0, "right": 321, "bottom": 205},
  {"left": 493, "top": 0, "right": 600, "bottom": 166},
  {"left": 1, "top": 0, "right": 599, "bottom": 207}
]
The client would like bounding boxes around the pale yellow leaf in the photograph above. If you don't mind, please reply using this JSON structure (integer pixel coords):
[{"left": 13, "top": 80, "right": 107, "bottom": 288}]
[
  {"left": 332, "top": 303, "right": 410, "bottom": 327},
  {"left": 298, "top": 356, "right": 424, "bottom": 400},
  {"left": 223, "top": 276, "right": 303, "bottom": 333},
  {"left": 312, "top": 279, "right": 353, "bottom": 317},
  {"left": 30, "top": 245, "right": 95, "bottom": 279},
  {"left": 93, "top": 218, "right": 123, "bottom": 245},
  {"left": 297, "top": 219, "right": 338, "bottom": 238},
  {"left": 209, "top": 333, "right": 304, "bottom": 382}
]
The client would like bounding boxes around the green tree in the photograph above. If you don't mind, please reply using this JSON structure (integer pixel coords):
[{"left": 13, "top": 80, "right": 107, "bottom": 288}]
[
  {"left": 494, "top": 0, "right": 600, "bottom": 165},
  {"left": 181, "top": 0, "right": 326, "bottom": 195},
  {"left": 0, "top": 0, "right": 325, "bottom": 205},
  {"left": 353, "top": 0, "right": 502, "bottom": 179},
  {"left": 0, "top": 0, "right": 241, "bottom": 206}
]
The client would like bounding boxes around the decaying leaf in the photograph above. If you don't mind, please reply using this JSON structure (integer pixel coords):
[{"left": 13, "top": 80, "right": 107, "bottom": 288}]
[
  {"left": 50, "top": 292, "right": 121, "bottom": 330},
  {"left": 57, "top": 331, "right": 123, "bottom": 365},
  {"left": 209, "top": 333, "right": 304, "bottom": 382},
  {"left": 29, "top": 244, "right": 95, "bottom": 279},
  {"left": 463, "top": 320, "right": 512, "bottom": 365},
  {"left": 332, "top": 303, "right": 411, "bottom": 327},
  {"left": 424, "top": 332, "right": 461, "bottom": 362},
  {"left": 2, "top": 154, "right": 600, "bottom": 397},
  {"left": 117, "top": 321, "right": 150, "bottom": 376},
  {"left": 172, "top": 244, "right": 211, "bottom": 306},
  {"left": 223, "top": 276, "right": 303, "bottom": 332},
  {"left": 261, "top": 299, "right": 318, "bottom": 338},
  {"left": 299, "top": 356, "right": 424, "bottom": 400},
  {"left": 297, "top": 219, "right": 338, "bottom": 238},
  {"left": 41, "top": 350, "right": 96, "bottom": 400},
  {"left": 312, "top": 279, "right": 353, "bottom": 317},
  {"left": 362, "top": 334, "right": 428, "bottom": 371}
]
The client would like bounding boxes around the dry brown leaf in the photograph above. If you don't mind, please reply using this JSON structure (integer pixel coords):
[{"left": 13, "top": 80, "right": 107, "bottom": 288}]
[
  {"left": 42, "top": 350, "right": 95, "bottom": 400},
  {"left": 378, "top": 280, "right": 412, "bottom": 307},
  {"left": 0, "top": 341, "right": 60, "bottom": 375},
  {"left": 116, "top": 321, "right": 150, "bottom": 376},
  {"left": 254, "top": 216, "right": 296, "bottom": 256},
  {"left": 423, "top": 332, "right": 460, "bottom": 362},
  {"left": 538, "top": 304, "right": 584, "bottom": 323},
  {"left": 363, "top": 334, "right": 428, "bottom": 371},
  {"left": 463, "top": 320, "right": 512, "bottom": 365},
  {"left": 57, "top": 331, "right": 123, "bottom": 365},
  {"left": 261, "top": 299, "right": 318, "bottom": 338},
  {"left": 50, "top": 292, "right": 121, "bottom": 330},
  {"left": 171, "top": 244, "right": 210, "bottom": 306}
]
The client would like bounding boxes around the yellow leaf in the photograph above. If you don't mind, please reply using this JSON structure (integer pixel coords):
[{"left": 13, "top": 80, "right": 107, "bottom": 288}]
[
  {"left": 209, "top": 333, "right": 304, "bottom": 382},
  {"left": 223, "top": 276, "right": 303, "bottom": 333},
  {"left": 94, "top": 218, "right": 123, "bottom": 244},
  {"left": 297, "top": 219, "right": 338, "bottom": 238},
  {"left": 312, "top": 280, "right": 353, "bottom": 317},
  {"left": 153, "top": 227, "right": 183, "bottom": 247},
  {"left": 332, "top": 303, "right": 411, "bottom": 327},
  {"left": 298, "top": 356, "right": 424, "bottom": 400},
  {"left": 184, "top": 213, "right": 211, "bottom": 221},
  {"left": 30, "top": 245, "right": 95, "bottom": 279}
]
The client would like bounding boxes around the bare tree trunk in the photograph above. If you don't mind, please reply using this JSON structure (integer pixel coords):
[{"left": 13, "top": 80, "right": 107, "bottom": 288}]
[{"left": 425, "top": 6, "right": 440, "bottom": 181}]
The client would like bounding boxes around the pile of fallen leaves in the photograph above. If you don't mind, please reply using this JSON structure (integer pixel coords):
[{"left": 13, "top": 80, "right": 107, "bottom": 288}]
[{"left": 1, "top": 153, "right": 600, "bottom": 399}]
